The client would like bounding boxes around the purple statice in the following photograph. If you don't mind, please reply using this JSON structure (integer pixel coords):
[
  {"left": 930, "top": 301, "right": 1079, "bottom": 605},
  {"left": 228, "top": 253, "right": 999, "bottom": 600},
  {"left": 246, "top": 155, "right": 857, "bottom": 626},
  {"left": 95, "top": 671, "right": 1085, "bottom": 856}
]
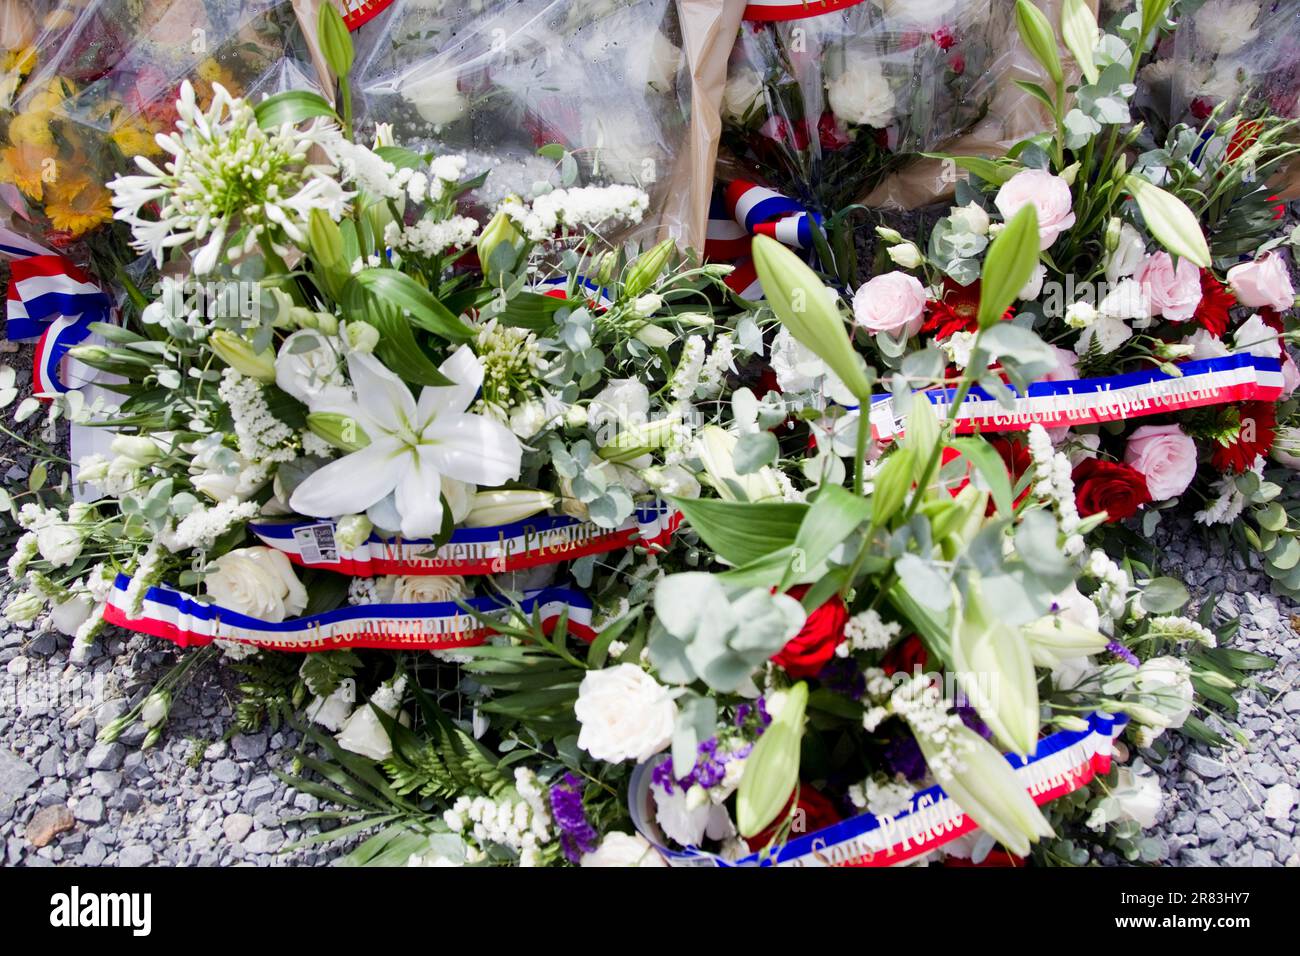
[
  {"left": 955, "top": 703, "right": 993, "bottom": 741},
  {"left": 1106, "top": 641, "right": 1140, "bottom": 667},
  {"left": 735, "top": 697, "right": 773, "bottom": 730},
  {"left": 548, "top": 773, "right": 598, "bottom": 864},
  {"left": 883, "top": 731, "right": 928, "bottom": 782},
  {"left": 651, "top": 737, "right": 731, "bottom": 794},
  {"left": 817, "top": 656, "right": 866, "bottom": 700}
]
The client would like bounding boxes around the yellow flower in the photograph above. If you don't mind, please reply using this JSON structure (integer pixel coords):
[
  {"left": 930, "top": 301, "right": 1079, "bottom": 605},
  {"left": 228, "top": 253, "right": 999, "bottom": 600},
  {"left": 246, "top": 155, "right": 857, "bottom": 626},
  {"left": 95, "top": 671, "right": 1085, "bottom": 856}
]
[
  {"left": 46, "top": 171, "right": 112, "bottom": 237},
  {"left": 7, "top": 109, "right": 51, "bottom": 146},
  {"left": 2, "top": 46, "right": 37, "bottom": 76},
  {"left": 0, "top": 141, "right": 55, "bottom": 199},
  {"left": 110, "top": 117, "right": 159, "bottom": 156}
]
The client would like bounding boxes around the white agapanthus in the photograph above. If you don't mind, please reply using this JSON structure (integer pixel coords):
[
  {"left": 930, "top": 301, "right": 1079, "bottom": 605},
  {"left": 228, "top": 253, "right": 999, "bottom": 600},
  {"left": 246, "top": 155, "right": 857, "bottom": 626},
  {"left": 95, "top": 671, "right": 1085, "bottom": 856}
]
[{"left": 108, "top": 82, "right": 350, "bottom": 274}]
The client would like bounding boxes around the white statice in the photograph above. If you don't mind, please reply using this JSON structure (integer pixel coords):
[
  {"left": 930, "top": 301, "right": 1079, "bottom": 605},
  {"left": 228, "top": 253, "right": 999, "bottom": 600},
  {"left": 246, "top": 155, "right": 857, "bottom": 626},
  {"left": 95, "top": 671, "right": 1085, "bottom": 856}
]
[
  {"left": 1087, "top": 548, "right": 1132, "bottom": 622},
  {"left": 162, "top": 499, "right": 259, "bottom": 552},
  {"left": 383, "top": 215, "right": 479, "bottom": 258},
  {"left": 668, "top": 335, "right": 706, "bottom": 404},
  {"left": 1147, "top": 615, "right": 1217, "bottom": 648},
  {"left": 502, "top": 185, "right": 649, "bottom": 241},
  {"left": 574, "top": 664, "right": 675, "bottom": 763},
  {"left": 107, "top": 82, "right": 349, "bottom": 274},
  {"left": 217, "top": 368, "right": 297, "bottom": 474},
  {"left": 838, "top": 608, "right": 902, "bottom": 655},
  {"left": 445, "top": 767, "right": 552, "bottom": 865},
  {"left": 888, "top": 675, "right": 967, "bottom": 783}
]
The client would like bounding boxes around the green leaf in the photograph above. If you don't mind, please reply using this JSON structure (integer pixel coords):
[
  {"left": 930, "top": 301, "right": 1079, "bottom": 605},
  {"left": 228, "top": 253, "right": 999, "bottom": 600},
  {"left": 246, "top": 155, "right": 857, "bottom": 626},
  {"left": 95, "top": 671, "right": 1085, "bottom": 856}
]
[
  {"left": 947, "top": 437, "right": 1014, "bottom": 516},
  {"left": 670, "top": 496, "right": 808, "bottom": 567},
  {"left": 922, "top": 154, "right": 1019, "bottom": 186},
  {"left": 1013, "top": 80, "right": 1057, "bottom": 112},
  {"left": 734, "top": 431, "right": 779, "bottom": 474},
  {"left": 358, "top": 305, "right": 454, "bottom": 387},
  {"left": 1139, "top": 576, "right": 1190, "bottom": 614},
  {"left": 979, "top": 204, "right": 1041, "bottom": 329},
  {"left": 253, "top": 90, "right": 339, "bottom": 130},
  {"left": 349, "top": 270, "right": 474, "bottom": 343},
  {"left": 785, "top": 485, "right": 872, "bottom": 589}
]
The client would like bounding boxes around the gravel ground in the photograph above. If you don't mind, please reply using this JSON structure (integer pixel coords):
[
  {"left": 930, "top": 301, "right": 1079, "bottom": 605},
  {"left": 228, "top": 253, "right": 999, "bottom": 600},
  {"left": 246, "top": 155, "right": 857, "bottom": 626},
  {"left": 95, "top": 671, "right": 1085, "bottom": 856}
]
[{"left": 1134, "top": 518, "right": 1300, "bottom": 867}]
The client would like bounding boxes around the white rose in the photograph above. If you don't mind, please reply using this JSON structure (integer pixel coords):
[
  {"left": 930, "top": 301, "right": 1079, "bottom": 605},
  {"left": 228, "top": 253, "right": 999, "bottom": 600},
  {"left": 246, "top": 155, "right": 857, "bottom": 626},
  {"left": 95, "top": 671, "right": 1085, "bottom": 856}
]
[
  {"left": 275, "top": 329, "right": 343, "bottom": 405},
  {"left": 826, "top": 52, "right": 895, "bottom": 128},
  {"left": 574, "top": 664, "right": 675, "bottom": 763},
  {"left": 949, "top": 202, "right": 990, "bottom": 237},
  {"left": 205, "top": 547, "right": 308, "bottom": 623},
  {"left": 580, "top": 831, "right": 667, "bottom": 867},
  {"left": 306, "top": 681, "right": 356, "bottom": 732},
  {"left": 509, "top": 400, "right": 550, "bottom": 438},
  {"left": 36, "top": 523, "right": 83, "bottom": 568},
  {"left": 387, "top": 574, "right": 468, "bottom": 605},
  {"left": 401, "top": 69, "right": 466, "bottom": 126},
  {"left": 1110, "top": 761, "right": 1162, "bottom": 829},
  {"left": 641, "top": 31, "right": 682, "bottom": 91},
  {"left": 1105, "top": 222, "right": 1147, "bottom": 282},
  {"left": 336, "top": 676, "right": 407, "bottom": 760},
  {"left": 722, "top": 67, "right": 764, "bottom": 123}
]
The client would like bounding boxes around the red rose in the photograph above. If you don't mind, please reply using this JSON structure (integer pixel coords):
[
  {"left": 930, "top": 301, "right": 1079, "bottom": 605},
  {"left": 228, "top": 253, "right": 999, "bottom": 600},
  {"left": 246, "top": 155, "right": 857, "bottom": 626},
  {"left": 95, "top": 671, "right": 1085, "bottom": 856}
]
[
  {"left": 771, "top": 585, "right": 848, "bottom": 678},
  {"left": 743, "top": 785, "right": 843, "bottom": 851},
  {"left": 1072, "top": 458, "right": 1151, "bottom": 522},
  {"left": 817, "top": 112, "right": 852, "bottom": 151},
  {"left": 881, "top": 634, "right": 929, "bottom": 677}
]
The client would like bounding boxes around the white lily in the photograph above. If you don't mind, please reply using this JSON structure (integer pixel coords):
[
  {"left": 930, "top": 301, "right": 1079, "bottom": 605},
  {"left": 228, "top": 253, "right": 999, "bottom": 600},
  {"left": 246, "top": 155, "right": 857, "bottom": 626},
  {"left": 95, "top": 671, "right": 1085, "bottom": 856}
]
[{"left": 289, "top": 348, "right": 523, "bottom": 538}]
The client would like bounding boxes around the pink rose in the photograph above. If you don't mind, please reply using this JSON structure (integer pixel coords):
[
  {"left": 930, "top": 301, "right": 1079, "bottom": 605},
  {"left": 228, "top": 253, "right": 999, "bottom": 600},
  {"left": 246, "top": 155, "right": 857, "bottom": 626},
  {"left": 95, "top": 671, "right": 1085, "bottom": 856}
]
[
  {"left": 993, "top": 169, "right": 1077, "bottom": 250},
  {"left": 1041, "top": 343, "right": 1080, "bottom": 382},
  {"left": 1283, "top": 353, "right": 1300, "bottom": 398},
  {"left": 1123, "top": 424, "right": 1198, "bottom": 500},
  {"left": 851, "top": 271, "right": 926, "bottom": 337},
  {"left": 1135, "top": 252, "right": 1202, "bottom": 321},
  {"left": 1226, "top": 252, "right": 1295, "bottom": 311}
]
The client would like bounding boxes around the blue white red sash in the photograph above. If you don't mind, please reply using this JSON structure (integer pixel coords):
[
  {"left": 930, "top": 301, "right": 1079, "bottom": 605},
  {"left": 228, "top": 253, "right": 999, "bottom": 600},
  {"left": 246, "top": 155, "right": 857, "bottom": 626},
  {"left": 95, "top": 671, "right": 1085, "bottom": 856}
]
[
  {"left": 335, "top": 0, "right": 395, "bottom": 30},
  {"left": 249, "top": 501, "right": 680, "bottom": 577},
  {"left": 2, "top": 230, "right": 114, "bottom": 395},
  {"left": 704, "top": 183, "right": 821, "bottom": 300},
  {"left": 630, "top": 711, "right": 1127, "bottom": 867},
  {"left": 534, "top": 274, "right": 614, "bottom": 309},
  {"left": 743, "top": 0, "right": 869, "bottom": 22},
  {"left": 103, "top": 574, "right": 596, "bottom": 652},
  {"left": 868, "top": 353, "right": 1283, "bottom": 442}
]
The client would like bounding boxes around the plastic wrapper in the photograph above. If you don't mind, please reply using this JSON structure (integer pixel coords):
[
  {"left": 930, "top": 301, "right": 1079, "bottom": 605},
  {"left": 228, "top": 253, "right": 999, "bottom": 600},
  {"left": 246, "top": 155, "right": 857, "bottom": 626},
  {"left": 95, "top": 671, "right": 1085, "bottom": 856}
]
[
  {"left": 348, "top": 0, "right": 703, "bottom": 247},
  {"left": 864, "top": 0, "right": 1095, "bottom": 210},
  {"left": 0, "top": 0, "right": 320, "bottom": 256},
  {"left": 716, "top": 0, "right": 1013, "bottom": 216},
  {"left": 1138, "top": 0, "right": 1300, "bottom": 201}
]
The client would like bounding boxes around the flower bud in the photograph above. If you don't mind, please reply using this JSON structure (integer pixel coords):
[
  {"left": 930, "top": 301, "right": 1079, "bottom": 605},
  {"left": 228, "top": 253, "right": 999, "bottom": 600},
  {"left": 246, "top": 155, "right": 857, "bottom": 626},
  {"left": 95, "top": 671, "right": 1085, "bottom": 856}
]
[
  {"left": 694, "top": 425, "right": 782, "bottom": 502},
  {"left": 633, "top": 323, "right": 675, "bottom": 348},
  {"left": 476, "top": 208, "right": 525, "bottom": 281},
  {"left": 623, "top": 238, "right": 676, "bottom": 298},
  {"left": 675, "top": 311, "right": 714, "bottom": 329},
  {"left": 307, "top": 412, "right": 371, "bottom": 452},
  {"left": 464, "top": 489, "right": 557, "bottom": 527},
  {"left": 141, "top": 690, "right": 171, "bottom": 728},
  {"left": 3, "top": 591, "right": 44, "bottom": 623},
  {"left": 886, "top": 242, "right": 923, "bottom": 269},
  {"left": 110, "top": 435, "right": 162, "bottom": 466},
  {"left": 874, "top": 226, "right": 904, "bottom": 243},
  {"left": 630, "top": 293, "right": 663, "bottom": 318},
  {"left": 598, "top": 418, "right": 676, "bottom": 463},
  {"left": 334, "top": 514, "right": 373, "bottom": 551},
  {"left": 951, "top": 583, "right": 1039, "bottom": 757},
  {"left": 737, "top": 681, "right": 807, "bottom": 838},
  {"left": 1023, "top": 615, "right": 1111, "bottom": 667},
  {"left": 1123, "top": 175, "right": 1210, "bottom": 269},
  {"left": 209, "top": 330, "right": 276, "bottom": 382},
  {"left": 344, "top": 320, "right": 380, "bottom": 353},
  {"left": 1015, "top": 0, "right": 1063, "bottom": 86}
]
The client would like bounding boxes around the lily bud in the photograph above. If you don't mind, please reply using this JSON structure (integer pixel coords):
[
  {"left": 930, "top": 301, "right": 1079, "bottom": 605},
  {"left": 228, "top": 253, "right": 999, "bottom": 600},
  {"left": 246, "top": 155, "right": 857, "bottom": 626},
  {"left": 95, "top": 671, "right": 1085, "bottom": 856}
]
[
  {"left": 343, "top": 321, "right": 380, "bottom": 353},
  {"left": 750, "top": 234, "right": 873, "bottom": 401},
  {"left": 463, "top": 489, "right": 557, "bottom": 527},
  {"left": 308, "top": 207, "right": 344, "bottom": 268},
  {"left": 209, "top": 330, "right": 276, "bottom": 382},
  {"left": 476, "top": 208, "right": 525, "bottom": 281},
  {"left": 622, "top": 238, "right": 676, "bottom": 298},
  {"left": 598, "top": 418, "right": 676, "bottom": 463},
  {"left": 1060, "top": 0, "right": 1099, "bottom": 85},
  {"left": 916, "top": 723, "right": 1054, "bottom": 857},
  {"left": 1023, "top": 615, "right": 1111, "bottom": 667},
  {"left": 633, "top": 323, "right": 676, "bottom": 349},
  {"left": 1103, "top": 216, "right": 1123, "bottom": 254},
  {"left": 1124, "top": 175, "right": 1210, "bottom": 269},
  {"left": 307, "top": 412, "right": 371, "bottom": 452},
  {"left": 737, "top": 682, "right": 807, "bottom": 838},
  {"left": 1015, "top": 0, "right": 1063, "bottom": 86},
  {"left": 951, "top": 583, "right": 1040, "bottom": 757},
  {"left": 110, "top": 435, "right": 162, "bottom": 466}
]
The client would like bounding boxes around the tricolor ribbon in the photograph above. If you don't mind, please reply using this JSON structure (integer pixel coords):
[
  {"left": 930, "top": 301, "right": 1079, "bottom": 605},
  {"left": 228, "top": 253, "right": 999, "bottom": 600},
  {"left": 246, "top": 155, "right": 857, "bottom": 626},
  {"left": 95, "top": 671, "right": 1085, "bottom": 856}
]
[
  {"left": 867, "top": 353, "right": 1283, "bottom": 443},
  {"left": 630, "top": 711, "right": 1128, "bottom": 867},
  {"left": 743, "top": 0, "right": 870, "bottom": 21},
  {"left": 534, "top": 274, "right": 614, "bottom": 310},
  {"left": 335, "top": 0, "right": 396, "bottom": 30},
  {"left": 249, "top": 501, "right": 680, "bottom": 577},
  {"left": 704, "top": 182, "right": 821, "bottom": 301},
  {"left": 103, "top": 574, "right": 596, "bottom": 653},
  {"left": 2, "top": 227, "right": 114, "bottom": 395}
]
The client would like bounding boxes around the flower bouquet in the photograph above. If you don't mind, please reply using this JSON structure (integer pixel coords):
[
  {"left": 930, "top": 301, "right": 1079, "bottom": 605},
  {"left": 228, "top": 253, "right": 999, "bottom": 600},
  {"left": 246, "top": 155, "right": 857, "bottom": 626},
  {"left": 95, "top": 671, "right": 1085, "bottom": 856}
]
[
  {"left": 717, "top": 0, "right": 1012, "bottom": 219},
  {"left": 2, "top": 8, "right": 744, "bottom": 721},
  {"left": 349, "top": 0, "right": 695, "bottom": 245}
]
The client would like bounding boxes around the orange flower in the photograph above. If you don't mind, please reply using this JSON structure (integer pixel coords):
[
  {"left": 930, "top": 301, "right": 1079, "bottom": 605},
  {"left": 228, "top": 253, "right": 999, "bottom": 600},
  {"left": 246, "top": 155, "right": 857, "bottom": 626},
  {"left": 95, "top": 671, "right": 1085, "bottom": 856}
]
[{"left": 0, "top": 141, "right": 55, "bottom": 199}]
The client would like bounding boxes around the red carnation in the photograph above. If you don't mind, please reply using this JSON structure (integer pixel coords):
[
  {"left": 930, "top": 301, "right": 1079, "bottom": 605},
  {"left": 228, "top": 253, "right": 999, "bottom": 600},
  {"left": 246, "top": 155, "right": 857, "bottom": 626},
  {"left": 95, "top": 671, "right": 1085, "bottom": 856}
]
[
  {"left": 817, "top": 112, "right": 852, "bottom": 151},
  {"left": 1072, "top": 458, "right": 1151, "bottom": 522},
  {"left": 922, "top": 278, "right": 1009, "bottom": 341},
  {"left": 744, "top": 785, "right": 843, "bottom": 851},
  {"left": 1212, "top": 401, "right": 1277, "bottom": 473},
  {"left": 771, "top": 585, "right": 848, "bottom": 678},
  {"left": 1193, "top": 270, "right": 1236, "bottom": 337}
]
